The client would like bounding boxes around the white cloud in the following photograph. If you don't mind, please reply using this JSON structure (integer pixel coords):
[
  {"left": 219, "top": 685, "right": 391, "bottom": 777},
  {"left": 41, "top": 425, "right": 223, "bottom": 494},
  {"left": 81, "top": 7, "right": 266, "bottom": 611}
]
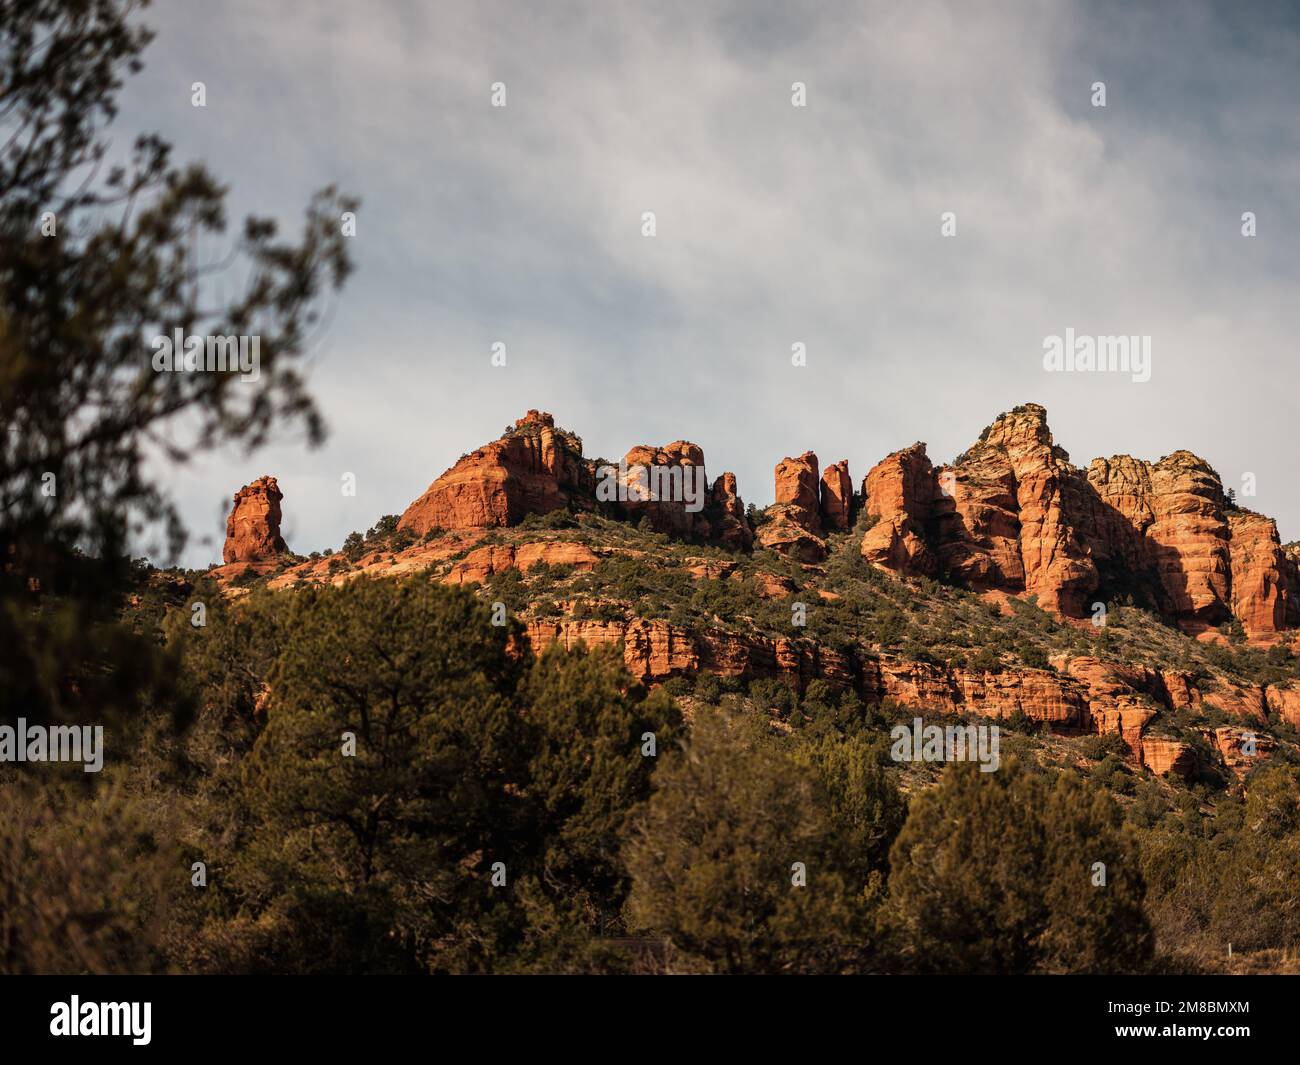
[{"left": 119, "top": 0, "right": 1300, "bottom": 564}]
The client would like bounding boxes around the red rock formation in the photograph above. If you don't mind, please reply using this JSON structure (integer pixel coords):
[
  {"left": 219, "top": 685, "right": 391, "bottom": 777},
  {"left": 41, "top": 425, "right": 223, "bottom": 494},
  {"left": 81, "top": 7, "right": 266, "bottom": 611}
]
[
  {"left": 932, "top": 457, "right": 1022, "bottom": 589},
  {"left": 751, "top": 571, "right": 798, "bottom": 599},
  {"left": 1141, "top": 737, "right": 1197, "bottom": 778},
  {"left": 1228, "top": 512, "right": 1289, "bottom": 635},
  {"left": 223, "top": 476, "right": 288, "bottom": 563},
  {"left": 524, "top": 617, "right": 850, "bottom": 693},
  {"left": 1212, "top": 725, "right": 1275, "bottom": 777},
  {"left": 859, "top": 403, "right": 1298, "bottom": 634},
  {"left": 1085, "top": 454, "right": 1296, "bottom": 636},
  {"left": 775, "top": 452, "right": 820, "bottom": 516},
  {"left": 1144, "top": 453, "right": 1232, "bottom": 622},
  {"left": 863, "top": 413, "right": 1090, "bottom": 599},
  {"left": 520, "top": 616, "right": 1212, "bottom": 748},
  {"left": 1265, "top": 684, "right": 1300, "bottom": 728},
  {"left": 686, "top": 558, "right": 739, "bottom": 580},
  {"left": 1202, "top": 676, "right": 1269, "bottom": 724},
  {"left": 1082, "top": 454, "right": 1155, "bottom": 582},
  {"left": 757, "top": 452, "right": 827, "bottom": 561},
  {"left": 755, "top": 504, "right": 826, "bottom": 562},
  {"left": 710, "top": 472, "right": 753, "bottom": 550},
  {"left": 617, "top": 441, "right": 708, "bottom": 537},
  {"left": 819, "top": 460, "right": 852, "bottom": 532},
  {"left": 862, "top": 443, "right": 938, "bottom": 576},
  {"left": 444, "top": 541, "right": 599, "bottom": 585},
  {"left": 946, "top": 403, "right": 1097, "bottom": 611},
  {"left": 862, "top": 657, "right": 1087, "bottom": 727},
  {"left": 1093, "top": 706, "right": 1158, "bottom": 760},
  {"left": 398, "top": 411, "right": 593, "bottom": 534}
]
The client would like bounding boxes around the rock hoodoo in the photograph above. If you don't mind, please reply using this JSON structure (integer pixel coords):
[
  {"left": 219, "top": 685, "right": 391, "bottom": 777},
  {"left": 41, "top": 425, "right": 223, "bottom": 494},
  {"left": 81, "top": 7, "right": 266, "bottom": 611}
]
[
  {"left": 862, "top": 443, "right": 938, "bottom": 577},
  {"left": 710, "top": 472, "right": 753, "bottom": 550},
  {"left": 223, "top": 476, "right": 289, "bottom": 563},
  {"left": 756, "top": 451, "right": 827, "bottom": 562},
  {"left": 820, "top": 460, "right": 853, "bottom": 532}
]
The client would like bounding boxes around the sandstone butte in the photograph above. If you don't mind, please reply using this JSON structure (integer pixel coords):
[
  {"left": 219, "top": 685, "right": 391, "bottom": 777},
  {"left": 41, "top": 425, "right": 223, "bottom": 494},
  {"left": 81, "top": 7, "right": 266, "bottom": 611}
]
[{"left": 220, "top": 405, "right": 1300, "bottom": 778}]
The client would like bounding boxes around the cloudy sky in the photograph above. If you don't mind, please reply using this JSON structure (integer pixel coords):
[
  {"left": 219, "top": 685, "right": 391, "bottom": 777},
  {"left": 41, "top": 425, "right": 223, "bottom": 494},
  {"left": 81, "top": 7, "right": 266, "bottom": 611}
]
[{"left": 116, "top": 0, "right": 1300, "bottom": 565}]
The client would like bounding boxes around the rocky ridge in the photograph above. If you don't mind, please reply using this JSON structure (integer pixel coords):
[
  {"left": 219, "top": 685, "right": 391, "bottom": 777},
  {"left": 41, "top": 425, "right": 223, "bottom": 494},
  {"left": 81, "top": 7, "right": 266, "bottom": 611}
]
[{"left": 215, "top": 406, "right": 1300, "bottom": 781}]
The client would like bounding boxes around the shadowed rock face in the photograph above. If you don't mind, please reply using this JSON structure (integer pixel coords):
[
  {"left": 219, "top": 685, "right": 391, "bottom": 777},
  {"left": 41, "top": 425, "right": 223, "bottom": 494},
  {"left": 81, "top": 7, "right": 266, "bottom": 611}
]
[
  {"left": 820, "top": 460, "right": 853, "bottom": 532},
  {"left": 223, "top": 476, "right": 288, "bottom": 563},
  {"left": 710, "top": 472, "right": 753, "bottom": 550},
  {"left": 1084, "top": 452, "right": 1295, "bottom": 635}
]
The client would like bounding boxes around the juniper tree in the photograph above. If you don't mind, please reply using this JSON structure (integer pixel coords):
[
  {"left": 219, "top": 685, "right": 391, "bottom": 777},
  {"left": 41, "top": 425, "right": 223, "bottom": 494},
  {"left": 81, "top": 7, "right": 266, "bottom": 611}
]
[
  {"left": 884, "top": 759, "right": 1154, "bottom": 973},
  {"left": 622, "top": 707, "right": 885, "bottom": 974}
]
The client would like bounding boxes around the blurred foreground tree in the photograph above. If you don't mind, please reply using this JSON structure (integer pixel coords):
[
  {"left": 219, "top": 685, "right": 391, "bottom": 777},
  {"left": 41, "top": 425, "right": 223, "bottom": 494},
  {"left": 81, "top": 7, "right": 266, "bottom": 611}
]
[{"left": 0, "top": 0, "right": 355, "bottom": 731}]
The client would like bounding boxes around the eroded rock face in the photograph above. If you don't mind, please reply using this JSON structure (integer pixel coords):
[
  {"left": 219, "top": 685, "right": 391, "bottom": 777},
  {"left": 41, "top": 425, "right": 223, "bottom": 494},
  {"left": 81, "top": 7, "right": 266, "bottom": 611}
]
[
  {"left": 1228, "top": 512, "right": 1289, "bottom": 635},
  {"left": 758, "top": 452, "right": 827, "bottom": 561},
  {"left": 755, "top": 504, "right": 827, "bottom": 562},
  {"left": 775, "top": 452, "right": 821, "bottom": 516},
  {"left": 518, "top": 618, "right": 1206, "bottom": 749},
  {"left": 1089, "top": 451, "right": 1233, "bottom": 625},
  {"left": 933, "top": 405, "right": 1097, "bottom": 614},
  {"left": 862, "top": 408, "right": 1098, "bottom": 612},
  {"left": 862, "top": 657, "right": 1087, "bottom": 728},
  {"left": 1213, "top": 725, "right": 1275, "bottom": 777},
  {"left": 820, "top": 460, "right": 852, "bottom": 532},
  {"left": 223, "top": 476, "right": 288, "bottom": 563},
  {"left": 397, "top": 412, "right": 753, "bottom": 550},
  {"left": 1141, "top": 737, "right": 1197, "bottom": 778},
  {"left": 987, "top": 407, "right": 1097, "bottom": 615},
  {"left": 710, "top": 472, "right": 753, "bottom": 550},
  {"left": 859, "top": 402, "right": 1299, "bottom": 634},
  {"left": 862, "top": 443, "right": 938, "bottom": 576},
  {"left": 617, "top": 441, "right": 708, "bottom": 537},
  {"left": 398, "top": 411, "right": 593, "bottom": 534},
  {"left": 1084, "top": 454, "right": 1300, "bottom": 636},
  {"left": 1265, "top": 684, "right": 1300, "bottom": 728},
  {"left": 444, "top": 541, "right": 599, "bottom": 585}
]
